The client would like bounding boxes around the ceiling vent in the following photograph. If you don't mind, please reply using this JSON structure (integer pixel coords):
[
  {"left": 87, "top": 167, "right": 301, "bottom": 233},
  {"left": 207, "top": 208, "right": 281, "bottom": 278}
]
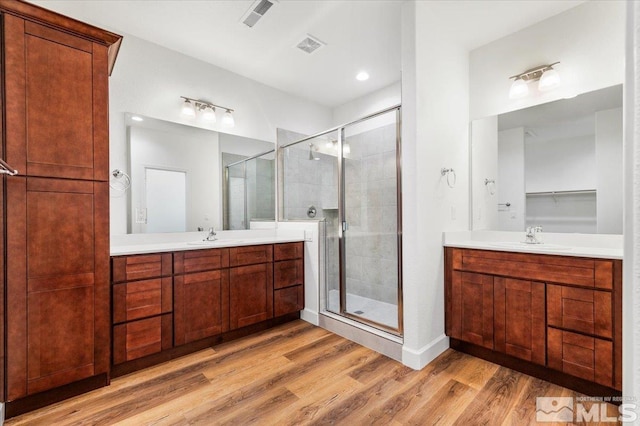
[
  {"left": 241, "top": 0, "right": 276, "bottom": 28},
  {"left": 296, "top": 34, "right": 326, "bottom": 54}
]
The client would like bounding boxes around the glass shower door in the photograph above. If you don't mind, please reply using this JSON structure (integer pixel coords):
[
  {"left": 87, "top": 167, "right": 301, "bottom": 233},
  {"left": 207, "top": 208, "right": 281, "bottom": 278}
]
[{"left": 340, "top": 108, "right": 401, "bottom": 332}]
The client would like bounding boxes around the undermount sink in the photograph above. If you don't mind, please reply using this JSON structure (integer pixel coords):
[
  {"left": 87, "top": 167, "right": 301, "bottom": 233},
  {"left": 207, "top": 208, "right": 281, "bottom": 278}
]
[
  {"left": 488, "top": 242, "right": 572, "bottom": 251},
  {"left": 187, "top": 240, "right": 245, "bottom": 246}
]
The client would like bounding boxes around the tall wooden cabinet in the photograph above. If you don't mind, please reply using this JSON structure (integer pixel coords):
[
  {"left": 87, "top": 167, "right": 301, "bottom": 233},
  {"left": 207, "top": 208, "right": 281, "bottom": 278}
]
[{"left": 0, "top": 0, "right": 121, "bottom": 411}]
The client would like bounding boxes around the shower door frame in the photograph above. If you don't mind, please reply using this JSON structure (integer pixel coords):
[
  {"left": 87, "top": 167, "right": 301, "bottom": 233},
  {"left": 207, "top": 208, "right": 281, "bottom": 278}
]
[{"left": 278, "top": 104, "right": 403, "bottom": 336}]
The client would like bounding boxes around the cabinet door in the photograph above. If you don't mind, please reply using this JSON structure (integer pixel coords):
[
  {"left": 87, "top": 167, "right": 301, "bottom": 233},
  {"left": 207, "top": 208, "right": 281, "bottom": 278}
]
[
  {"left": 230, "top": 264, "right": 274, "bottom": 329},
  {"left": 6, "top": 178, "right": 109, "bottom": 400},
  {"left": 174, "top": 270, "right": 230, "bottom": 345},
  {"left": 494, "top": 278, "right": 545, "bottom": 365},
  {"left": 3, "top": 15, "right": 109, "bottom": 181},
  {"left": 450, "top": 271, "right": 493, "bottom": 349}
]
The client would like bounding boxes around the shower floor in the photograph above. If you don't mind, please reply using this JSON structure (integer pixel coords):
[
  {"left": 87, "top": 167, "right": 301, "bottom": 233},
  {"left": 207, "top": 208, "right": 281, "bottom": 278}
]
[{"left": 327, "top": 289, "right": 398, "bottom": 330}]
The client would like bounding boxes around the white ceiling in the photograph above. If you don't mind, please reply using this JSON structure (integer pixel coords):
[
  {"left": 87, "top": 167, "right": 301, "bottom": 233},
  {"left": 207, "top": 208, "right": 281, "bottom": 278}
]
[{"left": 30, "top": 0, "right": 584, "bottom": 108}]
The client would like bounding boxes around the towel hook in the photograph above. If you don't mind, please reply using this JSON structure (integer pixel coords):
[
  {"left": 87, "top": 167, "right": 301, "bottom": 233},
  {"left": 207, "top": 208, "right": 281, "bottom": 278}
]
[
  {"left": 441, "top": 168, "right": 456, "bottom": 188},
  {"left": 484, "top": 178, "right": 496, "bottom": 195}
]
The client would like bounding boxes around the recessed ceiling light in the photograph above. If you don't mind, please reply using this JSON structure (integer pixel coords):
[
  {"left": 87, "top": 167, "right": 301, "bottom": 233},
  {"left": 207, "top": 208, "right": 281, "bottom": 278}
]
[
  {"left": 131, "top": 116, "right": 144, "bottom": 122},
  {"left": 356, "top": 71, "right": 369, "bottom": 81}
]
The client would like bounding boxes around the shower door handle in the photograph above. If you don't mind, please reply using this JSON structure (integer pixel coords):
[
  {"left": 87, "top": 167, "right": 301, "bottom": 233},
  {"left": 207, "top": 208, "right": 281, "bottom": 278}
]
[{"left": 342, "top": 221, "right": 348, "bottom": 232}]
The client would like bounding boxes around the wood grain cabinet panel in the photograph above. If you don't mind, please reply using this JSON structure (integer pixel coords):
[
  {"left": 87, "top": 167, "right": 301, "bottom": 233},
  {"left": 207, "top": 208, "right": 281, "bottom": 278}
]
[
  {"left": 6, "top": 177, "right": 109, "bottom": 400},
  {"left": 174, "top": 270, "right": 230, "bottom": 345},
  {"left": 4, "top": 17, "right": 109, "bottom": 181},
  {"left": 274, "top": 286, "right": 304, "bottom": 317},
  {"left": 174, "top": 249, "right": 229, "bottom": 274},
  {"left": 230, "top": 264, "right": 274, "bottom": 329},
  {"left": 494, "top": 278, "right": 545, "bottom": 365},
  {"left": 450, "top": 271, "right": 494, "bottom": 349},
  {"left": 547, "top": 284, "right": 612, "bottom": 339},
  {"left": 274, "top": 259, "right": 304, "bottom": 290},
  {"left": 113, "top": 315, "right": 172, "bottom": 365},
  {"left": 229, "top": 245, "right": 273, "bottom": 267},
  {"left": 112, "top": 253, "right": 172, "bottom": 283},
  {"left": 548, "top": 328, "right": 613, "bottom": 387},
  {"left": 274, "top": 242, "right": 303, "bottom": 261},
  {"left": 113, "top": 278, "right": 172, "bottom": 324}
]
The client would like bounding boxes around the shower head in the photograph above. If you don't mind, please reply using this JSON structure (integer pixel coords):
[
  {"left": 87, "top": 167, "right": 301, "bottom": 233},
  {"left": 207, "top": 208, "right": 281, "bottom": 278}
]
[{"left": 308, "top": 143, "right": 320, "bottom": 161}]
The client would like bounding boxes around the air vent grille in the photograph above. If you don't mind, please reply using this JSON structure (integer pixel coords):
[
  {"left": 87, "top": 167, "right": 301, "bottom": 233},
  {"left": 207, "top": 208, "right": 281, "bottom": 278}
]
[
  {"left": 296, "top": 34, "right": 326, "bottom": 54},
  {"left": 242, "top": 0, "right": 275, "bottom": 28}
]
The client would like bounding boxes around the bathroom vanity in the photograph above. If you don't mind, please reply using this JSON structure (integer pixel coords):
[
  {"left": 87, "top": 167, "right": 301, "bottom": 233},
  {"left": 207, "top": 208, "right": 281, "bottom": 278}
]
[
  {"left": 444, "top": 232, "right": 622, "bottom": 397},
  {"left": 110, "top": 237, "right": 305, "bottom": 376}
]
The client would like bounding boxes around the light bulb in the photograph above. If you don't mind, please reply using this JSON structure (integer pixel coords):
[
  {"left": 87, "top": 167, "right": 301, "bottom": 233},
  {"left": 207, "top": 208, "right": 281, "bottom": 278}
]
[
  {"left": 538, "top": 68, "right": 561, "bottom": 92},
  {"left": 356, "top": 71, "right": 369, "bottom": 81},
  {"left": 181, "top": 99, "right": 196, "bottom": 118},
  {"left": 202, "top": 105, "right": 216, "bottom": 122},
  {"left": 509, "top": 78, "right": 529, "bottom": 99},
  {"left": 222, "top": 110, "right": 235, "bottom": 127},
  {"left": 131, "top": 116, "right": 143, "bottom": 122}
]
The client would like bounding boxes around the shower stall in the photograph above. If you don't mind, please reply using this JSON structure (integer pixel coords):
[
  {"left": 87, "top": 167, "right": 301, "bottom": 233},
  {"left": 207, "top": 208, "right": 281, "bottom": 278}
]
[
  {"left": 278, "top": 106, "right": 402, "bottom": 335},
  {"left": 223, "top": 149, "right": 275, "bottom": 230}
]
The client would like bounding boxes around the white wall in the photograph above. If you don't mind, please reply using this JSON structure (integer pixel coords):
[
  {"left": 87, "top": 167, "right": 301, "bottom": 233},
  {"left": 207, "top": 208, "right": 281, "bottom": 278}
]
[
  {"left": 401, "top": 1, "right": 470, "bottom": 369},
  {"left": 471, "top": 116, "right": 498, "bottom": 230},
  {"left": 332, "top": 81, "right": 401, "bottom": 127},
  {"left": 470, "top": 1, "right": 625, "bottom": 121},
  {"left": 525, "top": 135, "right": 596, "bottom": 193},
  {"left": 110, "top": 34, "right": 332, "bottom": 235},
  {"left": 497, "top": 128, "right": 526, "bottom": 231},
  {"left": 595, "top": 107, "right": 623, "bottom": 234},
  {"left": 129, "top": 125, "right": 219, "bottom": 233}
]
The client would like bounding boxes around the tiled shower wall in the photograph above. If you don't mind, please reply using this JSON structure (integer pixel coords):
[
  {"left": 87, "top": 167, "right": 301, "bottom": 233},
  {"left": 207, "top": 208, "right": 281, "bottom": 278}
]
[{"left": 344, "top": 123, "right": 398, "bottom": 304}]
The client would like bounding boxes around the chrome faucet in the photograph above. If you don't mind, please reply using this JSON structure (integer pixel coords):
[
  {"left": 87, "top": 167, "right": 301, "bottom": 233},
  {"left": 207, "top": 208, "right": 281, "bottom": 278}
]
[
  {"left": 204, "top": 227, "right": 217, "bottom": 241},
  {"left": 525, "top": 226, "right": 543, "bottom": 244}
]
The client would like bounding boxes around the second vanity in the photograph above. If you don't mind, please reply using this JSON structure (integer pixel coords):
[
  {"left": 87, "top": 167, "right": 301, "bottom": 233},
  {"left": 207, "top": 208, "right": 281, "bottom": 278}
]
[
  {"left": 443, "top": 231, "right": 623, "bottom": 397},
  {"left": 110, "top": 231, "right": 305, "bottom": 376}
]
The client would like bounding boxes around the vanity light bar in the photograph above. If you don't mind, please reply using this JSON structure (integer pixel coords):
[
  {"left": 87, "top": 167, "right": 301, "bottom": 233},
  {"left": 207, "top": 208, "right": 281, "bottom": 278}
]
[
  {"left": 509, "top": 62, "right": 559, "bottom": 82},
  {"left": 180, "top": 96, "right": 234, "bottom": 113}
]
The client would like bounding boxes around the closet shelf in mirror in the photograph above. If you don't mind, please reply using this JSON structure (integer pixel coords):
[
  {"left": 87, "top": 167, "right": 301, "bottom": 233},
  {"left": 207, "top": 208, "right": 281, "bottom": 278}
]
[{"left": 526, "top": 189, "right": 596, "bottom": 197}]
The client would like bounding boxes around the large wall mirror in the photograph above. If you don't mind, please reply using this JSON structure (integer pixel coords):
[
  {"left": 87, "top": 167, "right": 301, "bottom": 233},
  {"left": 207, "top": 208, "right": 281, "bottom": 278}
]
[
  {"left": 471, "top": 84, "right": 622, "bottom": 234},
  {"left": 124, "top": 114, "right": 275, "bottom": 233}
]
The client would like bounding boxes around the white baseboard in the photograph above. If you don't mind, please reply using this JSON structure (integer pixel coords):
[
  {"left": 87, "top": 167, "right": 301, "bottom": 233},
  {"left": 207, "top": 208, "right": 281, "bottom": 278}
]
[
  {"left": 300, "top": 308, "right": 319, "bottom": 326},
  {"left": 402, "top": 334, "right": 450, "bottom": 370}
]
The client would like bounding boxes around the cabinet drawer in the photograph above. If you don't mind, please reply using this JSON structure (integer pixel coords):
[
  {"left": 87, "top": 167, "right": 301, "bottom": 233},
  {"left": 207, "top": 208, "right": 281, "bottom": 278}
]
[
  {"left": 113, "top": 314, "right": 172, "bottom": 364},
  {"left": 113, "top": 278, "right": 172, "bottom": 324},
  {"left": 274, "top": 285, "right": 304, "bottom": 316},
  {"left": 548, "top": 328, "right": 613, "bottom": 387},
  {"left": 229, "top": 245, "right": 273, "bottom": 267},
  {"left": 274, "top": 242, "right": 303, "bottom": 261},
  {"left": 174, "top": 248, "right": 229, "bottom": 274},
  {"left": 452, "top": 249, "right": 613, "bottom": 289},
  {"left": 112, "top": 253, "right": 172, "bottom": 283},
  {"left": 547, "top": 285, "right": 612, "bottom": 339},
  {"left": 274, "top": 259, "right": 304, "bottom": 289}
]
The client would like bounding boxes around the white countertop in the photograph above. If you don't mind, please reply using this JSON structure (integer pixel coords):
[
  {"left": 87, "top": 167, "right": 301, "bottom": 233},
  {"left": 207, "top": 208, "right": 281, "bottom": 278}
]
[
  {"left": 443, "top": 231, "right": 623, "bottom": 260},
  {"left": 111, "top": 229, "right": 306, "bottom": 256}
]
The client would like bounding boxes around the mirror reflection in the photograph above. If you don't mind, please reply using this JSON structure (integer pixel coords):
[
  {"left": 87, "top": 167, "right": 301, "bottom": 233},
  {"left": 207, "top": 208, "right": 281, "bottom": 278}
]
[
  {"left": 471, "top": 85, "right": 622, "bottom": 234},
  {"left": 126, "top": 114, "right": 275, "bottom": 233}
]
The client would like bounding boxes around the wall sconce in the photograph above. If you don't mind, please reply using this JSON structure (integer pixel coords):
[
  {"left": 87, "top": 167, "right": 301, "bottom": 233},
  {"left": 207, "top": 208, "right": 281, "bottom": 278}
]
[
  {"left": 509, "top": 62, "right": 560, "bottom": 99},
  {"left": 180, "top": 96, "right": 235, "bottom": 127}
]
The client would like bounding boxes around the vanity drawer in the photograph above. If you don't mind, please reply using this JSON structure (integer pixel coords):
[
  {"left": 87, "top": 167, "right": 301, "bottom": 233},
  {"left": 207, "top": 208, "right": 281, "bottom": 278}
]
[
  {"left": 274, "top": 259, "right": 304, "bottom": 289},
  {"left": 112, "top": 253, "right": 172, "bottom": 283},
  {"left": 174, "top": 248, "right": 229, "bottom": 274},
  {"left": 113, "top": 314, "right": 173, "bottom": 364},
  {"left": 113, "top": 278, "right": 172, "bottom": 324},
  {"left": 229, "top": 244, "right": 273, "bottom": 267},
  {"left": 452, "top": 249, "right": 613, "bottom": 289},
  {"left": 547, "top": 284, "right": 612, "bottom": 339},
  {"left": 548, "top": 328, "right": 613, "bottom": 388},
  {"left": 274, "top": 285, "right": 304, "bottom": 316},
  {"left": 274, "top": 242, "right": 303, "bottom": 261}
]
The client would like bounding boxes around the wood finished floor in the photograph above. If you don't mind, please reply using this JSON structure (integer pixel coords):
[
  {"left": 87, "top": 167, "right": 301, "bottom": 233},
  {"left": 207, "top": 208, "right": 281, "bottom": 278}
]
[{"left": 6, "top": 320, "right": 619, "bottom": 426}]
